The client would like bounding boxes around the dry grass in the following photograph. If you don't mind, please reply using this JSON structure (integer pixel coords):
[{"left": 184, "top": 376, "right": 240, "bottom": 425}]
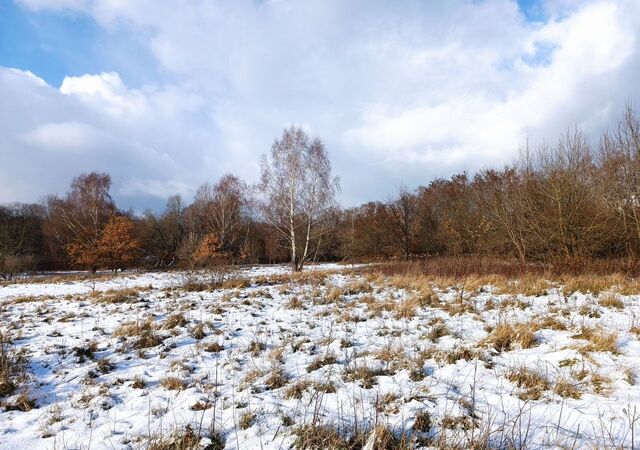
[
  {"left": 93, "top": 287, "right": 145, "bottom": 303},
  {"left": 325, "top": 286, "right": 344, "bottom": 302},
  {"left": 162, "top": 314, "right": 188, "bottom": 330},
  {"left": 598, "top": 292, "right": 624, "bottom": 309},
  {"left": 265, "top": 367, "right": 289, "bottom": 390},
  {"left": 160, "top": 376, "right": 186, "bottom": 391},
  {"left": 572, "top": 326, "right": 619, "bottom": 354},
  {"left": 506, "top": 367, "right": 550, "bottom": 400},
  {"left": 503, "top": 274, "right": 552, "bottom": 296},
  {"left": 562, "top": 274, "right": 626, "bottom": 295},
  {"left": 427, "top": 318, "right": 450, "bottom": 341},
  {"left": 146, "top": 425, "right": 224, "bottom": 450},
  {"left": 306, "top": 354, "right": 338, "bottom": 372},
  {"left": 426, "top": 347, "right": 477, "bottom": 365},
  {"left": 0, "top": 333, "right": 17, "bottom": 397},
  {"left": 293, "top": 423, "right": 411, "bottom": 450},
  {"left": 191, "top": 323, "right": 206, "bottom": 340},
  {"left": 554, "top": 378, "right": 582, "bottom": 399},
  {"left": 113, "top": 320, "right": 153, "bottom": 337},
  {"left": 343, "top": 366, "right": 390, "bottom": 389},
  {"left": 239, "top": 411, "right": 256, "bottom": 430},
  {"left": 283, "top": 380, "right": 312, "bottom": 400},
  {"left": 204, "top": 342, "right": 224, "bottom": 353},
  {"left": 482, "top": 322, "right": 537, "bottom": 352},
  {"left": 413, "top": 411, "right": 432, "bottom": 432}
]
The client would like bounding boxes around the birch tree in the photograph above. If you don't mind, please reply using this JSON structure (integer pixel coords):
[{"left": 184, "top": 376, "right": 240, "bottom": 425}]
[{"left": 260, "top": 126, "right": 339, "bottom": 272}]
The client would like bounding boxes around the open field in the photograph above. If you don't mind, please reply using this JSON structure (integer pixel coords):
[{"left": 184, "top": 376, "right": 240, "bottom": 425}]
[{"left": 1, "top": 264, "right": 639, "bottom": 449}]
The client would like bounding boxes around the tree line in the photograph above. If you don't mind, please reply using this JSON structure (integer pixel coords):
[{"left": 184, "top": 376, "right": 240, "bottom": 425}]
[{"left": 3, "top": 107, "right": 640, "bottom": 278}]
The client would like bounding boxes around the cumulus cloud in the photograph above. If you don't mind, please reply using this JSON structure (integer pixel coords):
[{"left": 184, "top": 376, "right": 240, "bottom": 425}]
[{"left": 5, "top": 0, "right": 640, "bottom": 207}]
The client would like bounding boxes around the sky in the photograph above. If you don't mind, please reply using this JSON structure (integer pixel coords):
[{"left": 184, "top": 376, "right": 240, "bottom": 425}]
[{"left": 1, "top": 0, "right": 639, "bottom": 211}]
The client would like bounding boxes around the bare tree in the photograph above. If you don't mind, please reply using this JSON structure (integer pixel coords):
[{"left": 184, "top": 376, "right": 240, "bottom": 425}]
[
  {"left": 45, "top": 172, "right": 116, "bottom": 272},
  {"left": 388, "top": 184, "right": 416, "bottom": 260},
  {"left": 260, "top": 126, "right": 339, "bottom": 272}
]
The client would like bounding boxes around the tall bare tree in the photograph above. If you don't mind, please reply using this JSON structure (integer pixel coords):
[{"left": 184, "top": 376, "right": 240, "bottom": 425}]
[
  {"left": 45, "top": 172, "right": 116, "bottom": 272},
  {"left": 260, "top": 126, "right": 339, "bottom": 272},
  {"left": 388, "top": 184, "right": 416, "bottom": 260}
]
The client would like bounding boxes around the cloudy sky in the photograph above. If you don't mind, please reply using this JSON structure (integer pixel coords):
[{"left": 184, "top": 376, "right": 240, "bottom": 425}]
[{"left": 1, "top": 0, "right": 639, "bottom": 211}]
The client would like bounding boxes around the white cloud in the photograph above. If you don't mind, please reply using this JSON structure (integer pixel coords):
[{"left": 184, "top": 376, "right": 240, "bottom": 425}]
[
  {"left": 20, "top": 121, "right": 105, "bottom": 152},
  {"left": 5, "top": 0, "right": 640, "bottom": 207},
  {"left": 60, "top": 72, "right": 147, "bottom": 116}
]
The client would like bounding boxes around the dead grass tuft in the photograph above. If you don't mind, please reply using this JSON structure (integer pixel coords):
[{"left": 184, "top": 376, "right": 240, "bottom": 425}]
[
  {"left": 160, "top": 376, "right": 186, "bottom": 391},
  {"left": 482, "top": 322, "right": 537, "bottom": 352},
  {"left": 239, "top": 411, "right": 256, "bottom": 430},
  {"left": 162, "top": 313, "right": 188, "bottom": 330},
  {"left": 572, "top": 326, "right": 619, "bottom": 354},
  {"left": 306, "top": 354, "right": 338, "bottom": 372},
  {"left": 506, "top": 367, "right": 550, "bottom": 400},
  {"left": 554, "top": 378, "right": 582, "bottom": 399},
  {"left": 265, "top": 368, "right": 289, "bottom": 390},
  {"left": 598, "top": 292, "right": 624, "bottom": 309},
  {"left": 146, "top": 425, "right": 224, "bottom": 450}
]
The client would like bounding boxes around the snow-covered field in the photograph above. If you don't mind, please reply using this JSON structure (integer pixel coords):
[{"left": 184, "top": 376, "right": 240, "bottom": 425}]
[{"left": 1, "top": 265, "right": 639, "bottom": 449}]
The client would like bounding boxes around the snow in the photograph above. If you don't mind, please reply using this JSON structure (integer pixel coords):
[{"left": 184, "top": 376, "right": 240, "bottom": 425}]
[{"left": 0, "top": 265, "right": 639, "bottom": 449}]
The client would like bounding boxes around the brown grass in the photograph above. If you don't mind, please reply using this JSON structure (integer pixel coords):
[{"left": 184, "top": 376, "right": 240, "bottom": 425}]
[
  {"left": 0, "top": 332, "right": 28, "bottom": 399},
  {"left": 572, "top": 327, "right": 619, "bottom": 354},
  {"left": 160, "top": 376, "right": 186, "bottom": 391},
  {"left": 204, "top": 342, "right": 224, "bottom": 353},
  {"left": 162, "top": 314, "right": 188, "bottom": 330},
  {"left": 554, "top": 379, "right": 582, "bottom": 399},
  {"left": 506, "top": 367, "right": 550, "bottom": 400},
  {"left": 265, "top": 368, "right": 289, "bottom": 390},
  {"left": 482, "top": 322, "right": 537, "bottom": 352},
  {"left": 343, "top": 366, "right": 390, "bottom": 389},
  {"left": 93, "top": 287, "right": 145, "bottom": 303},
  {"left": 113, "top": 320, "right": 153, "bottom": 337},
  {"left": 306, "top": 354, "right": 338, "bottom": 372},
  {"left": 239, "top": 411, "right": 256, "bottom": 430},
  {"left": 598, "top": 292, "right": 624, "bottom": 309},
  {"left": 146, "top": 425, "right": 224, "bottom": 450},
  {"left": 413, "top": 411, "right": 432, "bottom": 432}
]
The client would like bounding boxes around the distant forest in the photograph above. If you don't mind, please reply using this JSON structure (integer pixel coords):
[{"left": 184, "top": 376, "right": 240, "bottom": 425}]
[{"left": 3, "top": 106, "right": 640, "bottom": 277}]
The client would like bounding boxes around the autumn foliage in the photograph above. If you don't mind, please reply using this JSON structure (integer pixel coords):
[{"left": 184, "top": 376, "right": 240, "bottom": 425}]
[
  {"left": 192, "top": 233, "right": 227, "bottom": 267},
  {"left": 7, "top": 108, "right": 640, "bottom": 277},
  {"left": 97, "top": 215, "right": 141, "bottom": 270}
]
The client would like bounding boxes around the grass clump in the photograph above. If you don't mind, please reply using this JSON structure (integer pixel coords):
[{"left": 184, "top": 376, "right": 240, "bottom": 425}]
[
  {"left": 147, "top": 425, "right": 224, "bottom": 450},
  {"left": 413, "top": 411, "right": 432, "bottom": 432},
  {"left": 482, "top": 322, "right": 537, "bottom": 352},
  {"left": 506, "top": 367, "right": 550, "bottom": 400},
  {"left": 572, "top": 326, "right": 619, "bottom": 354},
  {"left": 160, "top": 376, "right": 186, "bottom": 391},
  {"left": 204, "top": 342, "right": 224, "bottom": 353},
  {"left": 598, "top": 292, "right": 624, "bottom": 309},
  {"left": 265, "top": 368, "right": 289, "bottom": 390},
  {"left": 554, "top": 378, "right": 582, "bottom": 399},
  {"left": 293, "top": 424, "right": 366, "bottom": 449},
  {"left": 162, "top": 313, "right": 188, "bottom": 330},
  {"left": 306, "top": 354, "right": 338, "bottom": 372},
  {"left": 343, "top": 366, "right": 390, "bottom": 389},
  {"left": 239, "top": 411, "right": 256, "bottom": 430}
]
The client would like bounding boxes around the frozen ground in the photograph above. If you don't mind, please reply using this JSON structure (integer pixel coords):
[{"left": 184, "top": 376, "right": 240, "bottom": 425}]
[{"left": 0, "top": 265, "right": 639, "bottom": 449}]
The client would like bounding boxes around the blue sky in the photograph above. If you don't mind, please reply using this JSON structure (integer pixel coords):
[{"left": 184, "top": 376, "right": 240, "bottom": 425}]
[
  {"left": 1, "top": 0, "right": 638, "bottom": 211},
  {"left": 0, "top": 1, "right": 161, "bottom": 88},
  {"left": 1, "top": 0, "right": 544, "bottom": 87}
]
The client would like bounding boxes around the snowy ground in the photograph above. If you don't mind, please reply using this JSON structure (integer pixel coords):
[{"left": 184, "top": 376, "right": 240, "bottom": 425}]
[{"left": 0, "top": 265, "right": 639, "bottom": 449}]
